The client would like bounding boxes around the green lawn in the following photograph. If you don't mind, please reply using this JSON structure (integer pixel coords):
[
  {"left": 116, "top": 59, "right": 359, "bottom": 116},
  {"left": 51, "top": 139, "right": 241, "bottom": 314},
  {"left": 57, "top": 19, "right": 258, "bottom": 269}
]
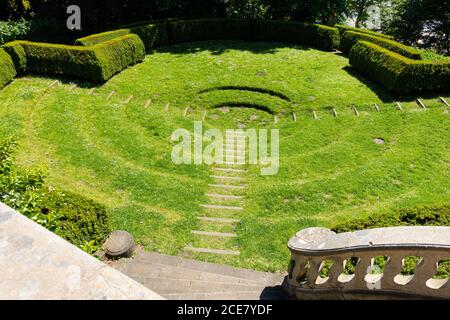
[{"left": 0, "top": 40, "right": 449, "bottom": 272}]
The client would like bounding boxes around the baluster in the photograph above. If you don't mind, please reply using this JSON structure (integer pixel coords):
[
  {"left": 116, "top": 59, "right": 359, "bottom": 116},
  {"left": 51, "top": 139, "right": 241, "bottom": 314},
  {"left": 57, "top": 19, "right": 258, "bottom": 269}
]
[
  {"left": 306, "top": 257, "right": 322, "bottom": 289},
  {"left": 344, "top": 255, "right": 371, "bottom": 290},
  {"left": 381, "top": 253, "right": 404, "bottom": 290},
  {"left": 407, "top": 255, "right": 438, "bottom": 289},
  {"left": 288, "top": 255, "right": 308, "bottom": 286},
  {"left": 327, "top": 257, "right": 345, "bottom": 287}
]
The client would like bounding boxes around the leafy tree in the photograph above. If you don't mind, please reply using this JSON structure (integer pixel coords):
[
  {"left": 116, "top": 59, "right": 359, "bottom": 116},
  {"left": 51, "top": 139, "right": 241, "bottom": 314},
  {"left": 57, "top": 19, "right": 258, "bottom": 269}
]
[
  {"left": 348, "top": 0, "right": 386, "bottom": 28},
  {"left": 381, "top": 0, "right": 449, "bottom": 54}
]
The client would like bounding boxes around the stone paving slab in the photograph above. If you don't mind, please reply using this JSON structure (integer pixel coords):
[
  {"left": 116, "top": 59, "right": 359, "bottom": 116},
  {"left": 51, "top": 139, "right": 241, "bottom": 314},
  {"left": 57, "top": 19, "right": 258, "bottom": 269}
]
[{"left": 192, "top": 230, "right": 238, "bottom": 237}]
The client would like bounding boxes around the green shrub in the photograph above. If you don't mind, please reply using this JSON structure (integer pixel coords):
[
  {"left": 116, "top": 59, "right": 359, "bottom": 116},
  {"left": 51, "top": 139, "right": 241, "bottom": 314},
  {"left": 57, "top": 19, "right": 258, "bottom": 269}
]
[
  {"left": 253, "top": 21, "right": 340, "bottom": 51},
  {"left": 335, "top": 24, "right": 393, "bottom": 40},
  {"left": 75, "top": 29, "right": 130, "bottom": 46},
  {"left": 10, "top": 34, "right": 144, "bottom": 82},
  {"left": 167, "top": 19, "right": 252, "bottom": 44},
  {"left": 1, "top": 40, "right": 27, "bottom": 73},
  {"left": 332, "top": 204, "right": 450, "bottom": 233},
  {"left": 0, "top": 137, "right": 110, "bottom": 252},
  {"left": 0, "top": 19, "right": 31, "bottom": 45},
  {"left": 94, "top": 34, "right": 145, "bottom": 80},
  {"left": 349, "top": 41, "right": 450, "bottom": 94},
  {"left": 128, "top": 22, "right": 170, "bottom": 51},
  {"left": 341, "top": 31, "right": 421, "bottom": 60},
  {"left": 41, "top": 190, "right": 110, "bottom": 249},
  {"left": 0, "top": 48, "right": 16, "bottom": 89}
]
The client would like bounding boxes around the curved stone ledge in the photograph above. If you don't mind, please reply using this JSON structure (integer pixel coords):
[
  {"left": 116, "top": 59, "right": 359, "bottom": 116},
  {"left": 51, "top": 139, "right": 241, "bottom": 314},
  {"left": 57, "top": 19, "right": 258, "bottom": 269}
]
[
  {"left": 285, "top": 227, "right": 450, "bottom": 300},
  {"left": 0, "top": 202, "right": 163, "bottom": 300}
]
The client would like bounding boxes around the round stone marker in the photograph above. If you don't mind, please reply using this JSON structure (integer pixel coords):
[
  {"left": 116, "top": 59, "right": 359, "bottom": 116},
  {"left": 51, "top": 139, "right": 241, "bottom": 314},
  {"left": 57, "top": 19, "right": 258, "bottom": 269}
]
[
  {"left": 373, "top": 138, "right": 385, "bottom": 145},
  {"left": 103, "top": 230, "right": 135, "bottom": 259}
]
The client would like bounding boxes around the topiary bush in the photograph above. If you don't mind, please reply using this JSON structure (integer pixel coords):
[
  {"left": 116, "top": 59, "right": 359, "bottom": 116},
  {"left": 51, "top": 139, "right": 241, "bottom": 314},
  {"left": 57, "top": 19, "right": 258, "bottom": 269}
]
[
  {"left": 333, "top": 204, "right": 450, "bottom": 233},
  {"left": 349, "top": 41, "right": 450, "bottom": 94},
  {"left": 253, "top": 20, "right": 340, "bottom": 51},
  {"left": 1, "top": 40, "right": 27, "bottom": 73},
  {"left": 0, "top": 47, "right": 16, "bottom": 89},
  {"left": 167, "top": 18, "right": 252, "bottom": 44},
  {"left": 335, "top": 24, "right": 393, "bottom": 40},
  {"left": 41, "top": 190, "right": 110, "bottom": 251},
  {"left": 341, "top": 30, "right": 422, "bottom": 60},
  {"left": 0, "top": 137, "right": 110, "bottom": 253},
  {"left": 128, "top": 22, "right": 170, "bottom": 51},
  {"left": 8, "top": 34, "right": 145, "bottom": 82},
  {"left": 75, "top": 29, "right": 131, "bottom": 47}
]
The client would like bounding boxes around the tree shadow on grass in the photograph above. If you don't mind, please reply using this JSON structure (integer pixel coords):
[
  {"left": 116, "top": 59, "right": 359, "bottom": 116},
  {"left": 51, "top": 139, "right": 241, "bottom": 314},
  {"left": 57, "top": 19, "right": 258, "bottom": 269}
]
[{"left": 152, "top": 40, "right": 318, "bottom": 56}]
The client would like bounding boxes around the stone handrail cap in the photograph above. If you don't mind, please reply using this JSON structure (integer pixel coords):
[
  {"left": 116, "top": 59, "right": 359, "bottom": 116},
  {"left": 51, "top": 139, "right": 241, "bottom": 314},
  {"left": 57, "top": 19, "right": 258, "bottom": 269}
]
[{"left": 288, "top": 226, "right": 450, "bottom": 254}]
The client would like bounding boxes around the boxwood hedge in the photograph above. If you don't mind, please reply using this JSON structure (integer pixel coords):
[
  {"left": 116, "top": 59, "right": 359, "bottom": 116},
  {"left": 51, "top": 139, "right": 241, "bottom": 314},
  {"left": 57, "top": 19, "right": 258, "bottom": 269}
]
[
  {"left": 253, "top": 20, "right": 340, "bottom": 51},
  {"left": 75, "top": 29, "right": 131, "bottom": 46},
  {"left": 349, "top": 41, "right": 450, "bottom": 94},
  {"left": 10, "top": 34, "right": 145, "bottom": 82},
  {"left": 341, "top": 30, "right": 422, "bottom": 60},
  {"left": 1, "top": 41, "right": 27, "bottom": 73},
  {"left": 335, "top": 24, "right": 393, "bottom": 40},
  {"left": 167, "top": 19, "right": 252, "bottom": 44},
  {"left": 42, "top": 190, "right": 111, "bottom": 249},
  {"left": 0, "top": 48, "right": 16, "bottom": 89}
]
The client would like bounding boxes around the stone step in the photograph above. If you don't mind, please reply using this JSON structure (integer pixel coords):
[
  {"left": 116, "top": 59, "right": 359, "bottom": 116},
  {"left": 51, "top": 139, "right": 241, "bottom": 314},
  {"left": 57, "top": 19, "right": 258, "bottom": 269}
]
[
  {"left": 200, "top": 204, "right": 243, "bottom": 211},
  {"left": 210, "top": 175, "right": 244, "bottom": 181},
  {"left": 212, "top": 168, "right": 247, "bottom": 173},
  {"left": 120, "top": 259, "right": 268, "bottom": 286},
  {"left": 164, "top": 287, "right": 288, "bottom": 300},
  {"left": 208, "top": 184, "right": 246, "bottom": 190},
  {"left": 192, "top": 230, "right": 238, "bottom": 238},
  {"left": 163, "top": 291, "right": 263, "bottom": 300},
  {"left": 198, "top": 217, "right": 240, "bottom": 223},
  {"left": 206, "top": 193, "right": 243, "bottom": 200},
  {"left": 133, "top": 251, "right": 286, "bottom": 284},
  {"left": 142, "top": 277, "right": 267, "bottom": 295},
  {"left": 183, "top": 246, "right": 240, "bottom": 256}
]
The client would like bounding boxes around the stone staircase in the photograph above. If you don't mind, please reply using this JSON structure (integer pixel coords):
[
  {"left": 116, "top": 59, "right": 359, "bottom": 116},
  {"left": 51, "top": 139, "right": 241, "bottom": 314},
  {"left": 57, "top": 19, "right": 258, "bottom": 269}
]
[{"left": 110, "top": 249, "right": 288, "bottom": 300}]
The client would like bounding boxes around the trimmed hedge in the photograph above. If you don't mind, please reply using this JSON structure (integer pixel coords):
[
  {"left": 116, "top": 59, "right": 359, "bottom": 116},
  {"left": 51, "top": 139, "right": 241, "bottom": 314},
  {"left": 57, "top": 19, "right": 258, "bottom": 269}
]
[
  {"left": 42, "top": 190, "right": 111, "bottom": 249},
  {"left": 349, "top": 41, "right": 450, "bottom": 94},
  {"left": 128, "top": 22, "right": 170, "bottom": 51},
  {"left": 12, "top": 34, "right": 145, "bottom": 82},
  {"left": 341, "top": 31, "right": 422, "bottom": 60},
  {"left": 167, "top": 19, "right": 252, "bottom": 44},
  {"left": 1, "top": 41, "right": 27, "bottom": 73},
  {"left": 75, "top": 29, "right": 130, "bottom": 46},
  {"left": 0, "top": 48, "right": 16, "bottom": 89},
  {"left": 333, "top": 204, "right": 450, "bottom": 233},
  {"left": 335, "top": 24, "right": 393, "bottom": 40},
  {"left": 253, "top": 20, "right": 340, "bottom": 51}
]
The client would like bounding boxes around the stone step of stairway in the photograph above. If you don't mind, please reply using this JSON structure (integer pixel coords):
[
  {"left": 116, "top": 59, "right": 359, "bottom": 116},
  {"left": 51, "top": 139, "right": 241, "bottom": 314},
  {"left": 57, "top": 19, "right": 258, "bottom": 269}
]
[
  {"left": 198, "top": 217, "right": 241, "bottom": 223},
  {"left": 129, "top": 251, "right": 286, "bottom": 284},
  {"left": 141, "top": 277, "right": 267, "bottom": 295},
  {"left": 208, "top": 184, "right": 246, "bottom": 190},
  {"left": 212, "top": 168, "right": 247, "bottom": 173},
  {"left": 206, "top": 193, "right": 244, "bottom": 200},
  {"left": 192, "top": 230, "right": 238, "bottom": 237},
  {"left": 118, "top": 258, "right": 267, "bottom": 286},
  {"left": 210, "top": 175, "right": 245, "bottom": 181},
  {"left": 184, "top": 246, "right": 241, "bottom": 255},
  {"left": 200, "top": 204, "right": 244, "bottom": 211},
  {"left": 163, "top": 287, "right": 288, "bottom": 300}
]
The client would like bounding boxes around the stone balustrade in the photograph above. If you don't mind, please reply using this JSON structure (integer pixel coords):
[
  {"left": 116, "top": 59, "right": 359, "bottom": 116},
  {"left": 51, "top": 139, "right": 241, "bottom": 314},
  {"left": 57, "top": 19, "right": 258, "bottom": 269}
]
[{"left": 283, "top": 227, "right": 450, "bottom": 300}]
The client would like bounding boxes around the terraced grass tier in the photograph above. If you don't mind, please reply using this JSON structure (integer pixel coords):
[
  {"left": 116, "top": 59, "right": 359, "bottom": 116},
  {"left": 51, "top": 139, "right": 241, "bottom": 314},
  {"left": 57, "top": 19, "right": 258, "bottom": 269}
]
[{"left": 0, "top": 40, "right": 448, "bottom": 272}]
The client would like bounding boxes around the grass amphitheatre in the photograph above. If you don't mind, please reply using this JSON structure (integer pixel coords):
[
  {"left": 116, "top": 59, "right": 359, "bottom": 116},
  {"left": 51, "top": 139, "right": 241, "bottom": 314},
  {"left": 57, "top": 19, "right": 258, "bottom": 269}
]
[{"left": 0, "top": 18, "right": 449, "bottom": 276}]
